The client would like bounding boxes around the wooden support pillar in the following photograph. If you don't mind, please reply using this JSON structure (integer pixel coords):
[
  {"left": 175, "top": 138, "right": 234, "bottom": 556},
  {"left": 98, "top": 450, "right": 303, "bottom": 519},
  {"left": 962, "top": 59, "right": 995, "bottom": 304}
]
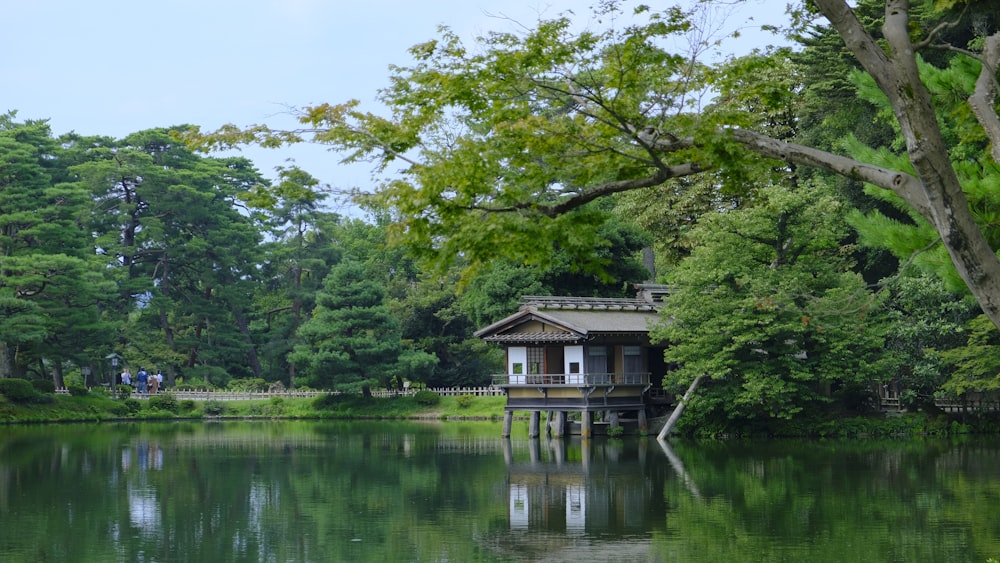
[
  {"left": 502, "top": 411, "right": 513, "bottom": 438},
  {"left": 609, "top": 410, "right": 620, "bottom": 429},
  {"left": 580, "top": 411, "right": 593, "bottom": 439},
  {"left": 546, "top": 410, "right": 554, "bottom": 437},
  {"left": 528, "top": 410, "right": 540, "bottom": 438},
  {"left": 553, "top": 411, "right": 566, "bottom": 437},
  {"left": 638, "top": 409, "right": 648, "bottom": 435}
]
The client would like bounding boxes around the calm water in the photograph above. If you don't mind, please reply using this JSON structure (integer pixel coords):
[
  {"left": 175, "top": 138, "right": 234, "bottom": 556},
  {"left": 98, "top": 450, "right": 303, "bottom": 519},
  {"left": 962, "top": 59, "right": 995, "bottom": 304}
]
[{"left": 0, "top": 421, "right": 998, "bottom": 562}]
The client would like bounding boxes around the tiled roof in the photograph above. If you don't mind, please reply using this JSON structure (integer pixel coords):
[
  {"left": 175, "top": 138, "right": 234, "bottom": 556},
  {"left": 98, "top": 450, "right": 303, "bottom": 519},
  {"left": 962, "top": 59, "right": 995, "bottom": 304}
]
[
  {"left": 536, "top": 309, "right": 661, "bottom": 333},
  {"left": 521, "top": 295, "right": 659, "bottom": 312},
  {"left": 473, "top": 286, "right": 671, "bottom": 340},
  {"left": 483, "top": 331, "right": 584, "bottom": 343}
]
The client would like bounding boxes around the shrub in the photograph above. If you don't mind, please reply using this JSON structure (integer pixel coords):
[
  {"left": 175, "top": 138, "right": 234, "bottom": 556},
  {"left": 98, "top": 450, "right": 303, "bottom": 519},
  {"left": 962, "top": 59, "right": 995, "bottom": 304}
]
[
  {"left": 179, "top": 400, "right": 197, "bottom": 413},
  {"left": 227, "top": 378, "right": 268, "bottom": 392},
  {"left": 173, "top": 377, "right": 216, "bottom": 391},
  {"left": 122, "top": 398, "right": 142, "bottom": 414},
  {"left": 31, "top": 379, "right": 56, "bottom": 394},
  {"left": 414, "top": 390, "right": 441, "bottom": 406},
  {"left": 147, "top": 393, "right": 179, "bottom": 413},
  {"left": 203, "top": 400, "right": 227, "bottom": 416},
  {"left": 0, "top": 378, "right": 38, "bottom": 403},
  {"left": 32, "top": 394, "right": 55, "bottom": 404},
  {"left": 607, "top": 425, "right": 625, "bottom": 437},
  {"left": 66, "top": 383, "right": 89, "bottom": 397},
  {"left": 313, "top": 393, "right": 346, "bottom": 410},
  {"left": 173, "top": 383, "right": 217, "bottom": 391},
  {"left": 455, "top": 395, "right": 475, "bottom": 409},
  {"left": 116, "top": 385, "right": 133, "bottom": 400}
]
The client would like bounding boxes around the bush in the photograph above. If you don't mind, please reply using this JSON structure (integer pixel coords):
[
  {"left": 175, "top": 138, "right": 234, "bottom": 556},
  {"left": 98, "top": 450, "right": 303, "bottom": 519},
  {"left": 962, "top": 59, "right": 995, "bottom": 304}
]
[
  {"left": 455, "top": 395, "right": 475, "bottom": 409},
  {"left": 147, "top": 393, "right": 179, "bottom": 413},
  {"left": 203, "top": 400, "right": 227, "bottom": 416},
  {"left": 313, "top": 393, "right": 347, "bottom": 410},
  {"left": 179, "top": 400, "right": 197, "bottom": 413},
  {"left": 66, "top": 383, "right": 89, "bottom": 397},
  {"left": 227, "top": 378, "right": 268, "bottom": 392},
  {"left": 414, "top": 390, "right": 441, "bottom": 406},
  {"left": 173, "top": 383, "right": 216, "bottom": 391},
  {"left": 123, "top": 398, "right": 142, "bottom": 415},
  {"left": 173, "top": 377, "right": 216, "bottom": 391},
  {"left": 0, "top": 378, "right": 38, "bottom": 403},
  {"left": 31, "top": 379, "right": 56, "bottom": 394},
  {"left": 116, "top": 385, "right": 133, "bottom": 400}
]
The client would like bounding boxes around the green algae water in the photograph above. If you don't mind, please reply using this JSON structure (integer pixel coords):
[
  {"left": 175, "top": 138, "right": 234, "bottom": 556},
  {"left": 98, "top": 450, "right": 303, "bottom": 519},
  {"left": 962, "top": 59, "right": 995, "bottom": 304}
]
[{"left": 0, "top": 421, "right": 998, "bottom": 562}]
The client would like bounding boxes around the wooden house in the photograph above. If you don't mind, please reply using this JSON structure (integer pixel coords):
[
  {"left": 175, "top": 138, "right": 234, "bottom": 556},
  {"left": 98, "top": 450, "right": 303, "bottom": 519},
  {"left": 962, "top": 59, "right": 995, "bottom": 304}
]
[{"left": 475, "top": 284, "right": 671, "bottom": 438}]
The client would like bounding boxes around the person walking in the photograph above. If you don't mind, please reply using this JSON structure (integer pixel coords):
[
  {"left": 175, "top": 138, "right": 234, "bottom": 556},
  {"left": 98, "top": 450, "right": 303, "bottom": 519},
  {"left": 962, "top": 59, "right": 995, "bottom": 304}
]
[{"left": 136, "top": 367, "right": 149, "bottom": 395}]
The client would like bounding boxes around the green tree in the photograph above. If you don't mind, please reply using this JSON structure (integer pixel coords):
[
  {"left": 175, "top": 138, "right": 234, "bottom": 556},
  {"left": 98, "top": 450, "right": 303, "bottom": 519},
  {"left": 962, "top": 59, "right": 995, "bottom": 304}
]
[
  {"left": 937, "top": 314, "right": 1000, "bottom": 396},
  {"left": 459, "top": 219, "right": 652, "bottom": 328},
  {"left": 0, "top": 115, "right": 114, "bottom": 382},
  {"left": 245, "top": 166, "right": 341, "bottom": 385},
  {"left": 289, "top": 261, "right": 402, "bottom": 390},
  {"left": 191, "top": 0, "right": 1000, "bottom": 333},
  {"left": 73, "top": 128, "right": 268, "bottom": 385},
  {"left": 655, "top": 183, "right": 885, "bottom": 425},
  {"left": 878, "top": 274, "right": 979, "bottom": 409}
]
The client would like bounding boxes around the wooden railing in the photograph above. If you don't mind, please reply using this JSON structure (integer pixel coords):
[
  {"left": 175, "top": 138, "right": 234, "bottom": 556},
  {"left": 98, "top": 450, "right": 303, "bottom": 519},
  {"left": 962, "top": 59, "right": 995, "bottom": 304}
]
[
  {"left": 491, "top": 372, "right": 650, "bottom": 386},
  {"left": 57, "top": 386, "right": 504, "bottom": 400},
  {"left": 878, "top": 395, "right": 1000, "bottom": 412},
  {"left": 368, "top": 386, "right": 503, "bottom": 398}
]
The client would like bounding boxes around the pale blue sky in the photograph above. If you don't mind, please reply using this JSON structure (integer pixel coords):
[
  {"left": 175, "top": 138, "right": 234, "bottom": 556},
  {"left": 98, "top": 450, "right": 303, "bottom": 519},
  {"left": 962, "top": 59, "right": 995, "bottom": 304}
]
[{"left": 4, "top": 0, "right": 788, "bottom": 213}]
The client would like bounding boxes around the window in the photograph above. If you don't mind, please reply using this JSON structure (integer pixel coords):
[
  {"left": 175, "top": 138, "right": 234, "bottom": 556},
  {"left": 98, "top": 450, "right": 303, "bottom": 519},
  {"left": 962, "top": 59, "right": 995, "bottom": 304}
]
[
  {"left": 585, "top": 346, "right": 609, "bottom": 374},
  {"left": 623, "top": 346, "right": 643, "bottom": 374},
  {"left": 527, "top": 347, "right": 544, "bottom": 374}
]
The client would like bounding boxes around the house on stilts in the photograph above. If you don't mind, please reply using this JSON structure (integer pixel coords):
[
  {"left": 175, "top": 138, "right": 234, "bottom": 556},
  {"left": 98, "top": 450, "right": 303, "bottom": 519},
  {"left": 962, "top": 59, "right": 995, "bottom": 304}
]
[{"left": 475, "top": 284, "right": 673, "bottom": 438}]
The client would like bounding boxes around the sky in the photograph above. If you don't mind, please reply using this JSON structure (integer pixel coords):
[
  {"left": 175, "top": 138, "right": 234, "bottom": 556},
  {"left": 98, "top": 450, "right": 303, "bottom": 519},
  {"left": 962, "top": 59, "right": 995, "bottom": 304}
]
[{"left": 4, "top": 0, "right": 789, "bottom": 215}]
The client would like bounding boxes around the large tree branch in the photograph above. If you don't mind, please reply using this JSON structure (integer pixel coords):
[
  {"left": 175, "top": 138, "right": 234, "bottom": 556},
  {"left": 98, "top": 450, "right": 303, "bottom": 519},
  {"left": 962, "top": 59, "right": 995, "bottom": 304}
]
[
  {"left": 813, "top": 0, "right": 1000, "bottom": 329},
  {"left": 969, "top": 33, "right": 1000, "bottom": 162},
  {"left": 729, "top": 128, "right": 932, "bottom": 220},
  {"left": 477, "top": 164, "right": 703, "bottom": 216}
]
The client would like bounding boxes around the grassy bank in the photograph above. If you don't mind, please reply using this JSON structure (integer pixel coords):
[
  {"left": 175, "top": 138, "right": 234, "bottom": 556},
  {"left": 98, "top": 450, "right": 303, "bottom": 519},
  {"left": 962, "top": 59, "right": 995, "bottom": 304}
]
[
  {"left": 3, "top": 389, "right": 999, "bottom": 439},
  {"left": 0, "top": 390, "right": 509, "bottom": 424}
]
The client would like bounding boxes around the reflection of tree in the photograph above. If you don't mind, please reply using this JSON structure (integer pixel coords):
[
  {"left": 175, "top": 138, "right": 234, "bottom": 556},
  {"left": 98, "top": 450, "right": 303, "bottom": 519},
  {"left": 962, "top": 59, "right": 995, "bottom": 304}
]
[
  {"left": 652, "top": 440, "right": 1000, "bottom": 561},
  {"left": 2, "top": 424, "right": 1000, "bottom": 561}
]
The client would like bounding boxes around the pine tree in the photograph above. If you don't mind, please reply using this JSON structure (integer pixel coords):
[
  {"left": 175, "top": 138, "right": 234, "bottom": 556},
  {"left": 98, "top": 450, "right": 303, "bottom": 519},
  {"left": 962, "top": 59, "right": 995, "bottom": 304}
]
[{"left": 289, "top": 261, "right": 402, "bottom": 391}]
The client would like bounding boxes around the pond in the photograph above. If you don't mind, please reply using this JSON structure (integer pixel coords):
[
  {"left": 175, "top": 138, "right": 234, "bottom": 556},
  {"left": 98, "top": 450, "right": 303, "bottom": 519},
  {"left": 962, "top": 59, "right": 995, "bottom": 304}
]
[{"left": 0, "top": 421, "right": 998, "bottom": 562}]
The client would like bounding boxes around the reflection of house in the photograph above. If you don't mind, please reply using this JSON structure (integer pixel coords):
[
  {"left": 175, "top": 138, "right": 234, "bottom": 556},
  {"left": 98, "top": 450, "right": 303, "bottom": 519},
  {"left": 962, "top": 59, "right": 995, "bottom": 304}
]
[
  {"left": 476, "top": 285, "right": 671, "bottom": 437},
  {"left": 503, "top": 439, "right": 664, "bottom": 536}
]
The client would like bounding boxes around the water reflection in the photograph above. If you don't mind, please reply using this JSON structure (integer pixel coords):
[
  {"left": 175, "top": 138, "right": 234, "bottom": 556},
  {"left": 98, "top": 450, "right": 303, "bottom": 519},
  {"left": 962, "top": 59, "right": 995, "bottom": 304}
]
[
  {"left": 1, "top": 423, "right": 999, "bottom": 562},
  {"left": 501, "top": 438, "right": 668, "bottom": 538}
]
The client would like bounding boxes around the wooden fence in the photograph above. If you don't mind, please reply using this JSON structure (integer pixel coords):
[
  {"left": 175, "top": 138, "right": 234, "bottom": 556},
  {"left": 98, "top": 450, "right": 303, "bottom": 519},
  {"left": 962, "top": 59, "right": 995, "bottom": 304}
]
[{"left": 58, "top": 386, "right": 504, "bottom": 400}]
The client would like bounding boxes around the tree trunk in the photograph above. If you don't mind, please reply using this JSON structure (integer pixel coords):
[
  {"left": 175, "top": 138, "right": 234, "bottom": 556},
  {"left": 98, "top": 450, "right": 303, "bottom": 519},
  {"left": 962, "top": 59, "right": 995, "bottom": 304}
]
[
  {"left": 806, "top": 0, "right": 1000, "bottom": 331},
  {"left": 657, "top": 374, "right": 704, "bottom": 441},
  {"left": 234, "top": 310, "right": 262, "bottom": 377},
  {"left": 0, "top": 342, "right": 11, "bottom": 377},
  {"left": 50, "top": 360, "right": 64, "bottom": 389}
]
